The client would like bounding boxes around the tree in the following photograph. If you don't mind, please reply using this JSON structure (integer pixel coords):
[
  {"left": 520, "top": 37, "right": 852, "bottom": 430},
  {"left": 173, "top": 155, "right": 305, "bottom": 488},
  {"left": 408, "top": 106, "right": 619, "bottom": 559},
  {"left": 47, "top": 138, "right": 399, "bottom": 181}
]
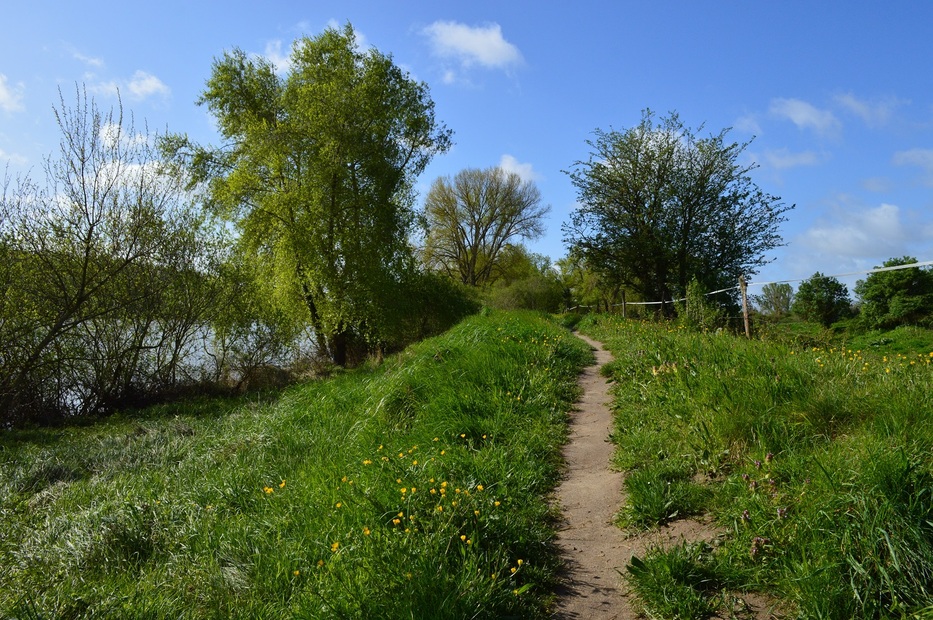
[
  {"left": 792, "top": 272, "right": 851, "bottom": 327},
  {"left": 755, "top": 282, "right": 794, "bottom": 317},
  {"left": 0, "top": 87, "right": 201, "bottom": 422},
  {"left": 422, "top": 166, "right": 549, "bottom": 287},
  {"left": 855, "top": 257, "right": 933, "bottom": 329},
  {"left": 162, "top": 24, "right": 452, "bottom": 366},
  {"left": 563, "top": 110, "right": 793, "bottom": 315}
]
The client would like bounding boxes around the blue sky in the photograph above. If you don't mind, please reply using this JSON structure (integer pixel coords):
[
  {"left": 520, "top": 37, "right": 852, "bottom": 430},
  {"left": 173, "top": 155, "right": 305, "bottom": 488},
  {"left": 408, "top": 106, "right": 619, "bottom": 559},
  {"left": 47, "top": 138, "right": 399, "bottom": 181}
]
[{"left": 2, "top": 1, "right": 932, "bottom": 293}]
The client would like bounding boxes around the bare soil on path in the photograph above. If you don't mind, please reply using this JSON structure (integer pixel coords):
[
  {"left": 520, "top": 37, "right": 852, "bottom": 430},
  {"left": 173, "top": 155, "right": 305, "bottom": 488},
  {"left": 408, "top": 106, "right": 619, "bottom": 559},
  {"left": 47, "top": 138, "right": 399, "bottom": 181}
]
[
  {"left": 552, "top": 333, "right": 729, "bottom": 619},
  {"left": 552, "top": 333, "right": 784, "bottom": 619}
]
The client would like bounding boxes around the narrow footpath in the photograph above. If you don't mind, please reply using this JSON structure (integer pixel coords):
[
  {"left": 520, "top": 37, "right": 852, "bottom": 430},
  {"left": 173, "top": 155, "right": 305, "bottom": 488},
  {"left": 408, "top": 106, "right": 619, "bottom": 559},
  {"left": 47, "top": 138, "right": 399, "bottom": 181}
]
[
  {"left": 553, "top": 333, "right": 775, "bottom": 619},
  {"left": 552, "top": 333, "right": 635, "bottom": 619}
]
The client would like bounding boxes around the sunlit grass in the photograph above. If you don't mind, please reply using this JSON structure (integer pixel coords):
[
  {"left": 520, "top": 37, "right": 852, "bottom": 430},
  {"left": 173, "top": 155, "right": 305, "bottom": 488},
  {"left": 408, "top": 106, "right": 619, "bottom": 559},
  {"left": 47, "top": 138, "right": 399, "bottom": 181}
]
[
  {"left": 580, "top": 314, "right": 933, "bottom": 619},
  {"left": 0, "top": 310, "right": 591, "bottom": 619}
]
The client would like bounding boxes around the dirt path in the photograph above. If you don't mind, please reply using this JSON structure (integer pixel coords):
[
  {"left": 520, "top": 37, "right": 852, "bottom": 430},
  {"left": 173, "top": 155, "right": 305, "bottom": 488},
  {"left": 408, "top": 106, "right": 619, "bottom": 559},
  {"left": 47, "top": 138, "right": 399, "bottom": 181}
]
[
  {"left": 552, "top": 333, "right": 633, "bottom": 619},
  {"left": 552, "top": 334, "right": 725, "bottom": 619}
]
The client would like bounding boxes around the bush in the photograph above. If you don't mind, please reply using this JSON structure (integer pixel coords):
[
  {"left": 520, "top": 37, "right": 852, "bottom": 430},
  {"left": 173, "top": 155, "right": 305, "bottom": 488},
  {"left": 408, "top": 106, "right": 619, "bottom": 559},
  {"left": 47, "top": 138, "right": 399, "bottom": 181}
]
[
  {"left": 855, "top": 257, "right": 933, "bottom": 329},
  {"left": 792, "top": 272, "right": 852, "bottom": 327}
]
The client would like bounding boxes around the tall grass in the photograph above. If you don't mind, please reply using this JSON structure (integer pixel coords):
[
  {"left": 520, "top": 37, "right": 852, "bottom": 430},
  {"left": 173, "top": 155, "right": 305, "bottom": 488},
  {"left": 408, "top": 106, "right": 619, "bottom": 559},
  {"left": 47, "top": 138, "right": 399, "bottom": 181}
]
[
  {"left": 580, "top": 314, "right": 933, "bottom": 619},
  {"left": 0, "top": 311, "right": 591, "bottom": 619}
]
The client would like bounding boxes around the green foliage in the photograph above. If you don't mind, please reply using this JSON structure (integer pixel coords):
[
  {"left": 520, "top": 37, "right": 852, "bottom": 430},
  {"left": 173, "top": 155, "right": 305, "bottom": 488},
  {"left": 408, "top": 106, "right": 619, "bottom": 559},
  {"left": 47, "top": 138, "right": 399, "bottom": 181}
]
[
  {"left": 621, "top": 462, "right": 712, "bottom": 528},
  {"left": 563, "top": 109, "right": 792, "bottom": 313},
  {"left": 627, "top": 543, "right": 725, "bottom": 620},
  {"left": 423, "top": 167, "right": 549, "bottom": 287},
  {"left": 855, "top": 257, "right": 933, "bottom": 329},
  {"left": 484, "top": 248, "right": 563, "bottom": 312},
  {"left": 0, "top": 311, "right": 592, "bottom": 618},
  {"left": 792, "top": 272, "right": 852, "bottom": 327},
  {"left": 581, "top": 314, "right": 933, "bottom": 617},
  {"left": 754, "top": 282, "right": 794, "bottom": 317},
  {"left": 163, "top": 23, "right": 452, "bottom": 365},
  {"left": 675, "top": 278, "right": 728, "bottom": 331}
]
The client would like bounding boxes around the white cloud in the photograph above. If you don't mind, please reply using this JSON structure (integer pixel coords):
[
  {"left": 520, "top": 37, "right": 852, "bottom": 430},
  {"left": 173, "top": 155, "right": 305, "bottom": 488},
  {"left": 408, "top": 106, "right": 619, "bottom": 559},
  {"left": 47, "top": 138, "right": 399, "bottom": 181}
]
[
  {"left": 834, "top": 92, "right": 906, "bottom": 127},
  {"left": 89, "top": 71, "right": 170, "bottom": 102},
  {"left": 799, "top": 202, "right": 908, "bottom": 258},
  {"left": 98, "top": 123, "right": 149, "bottom": 149},
  {"left": 499, "top": 154, "right": 539, "bottom": 182},
  {"left": 769, "top": 98, "right": 840, "bottom": 136},
  {"left": 422, "top": 21, "right": 523, "bottom": 78},
  {"left": 127, "top": 71, "right": 170, "bottom": 100},
  {"left": 71, "top": 49, "right": 104, "bottom": 68},
  {"left": 893, "top": 148, "right": 933, "bottom": 185},
  {"left": 734, "top": 113, "right": 761, "bottom": 135},
  {"left": 760, "top": 148, "right": 821, "bottom": 170},
  {"left": 0, "top": 74, "right": 25, "bottom": 113},
  {"left": 0, "top": 147, "right": 28, "bottom": 166},
  {"left": 263, "top": 40, "right": 292, "bottom": 74}
]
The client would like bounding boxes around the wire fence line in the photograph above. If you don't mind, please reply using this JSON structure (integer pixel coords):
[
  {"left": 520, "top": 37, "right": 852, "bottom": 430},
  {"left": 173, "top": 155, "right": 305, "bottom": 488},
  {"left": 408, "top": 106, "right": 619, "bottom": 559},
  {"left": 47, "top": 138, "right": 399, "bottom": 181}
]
[{"left": 564, "top": 259, "right": 933, "bottom": 312}]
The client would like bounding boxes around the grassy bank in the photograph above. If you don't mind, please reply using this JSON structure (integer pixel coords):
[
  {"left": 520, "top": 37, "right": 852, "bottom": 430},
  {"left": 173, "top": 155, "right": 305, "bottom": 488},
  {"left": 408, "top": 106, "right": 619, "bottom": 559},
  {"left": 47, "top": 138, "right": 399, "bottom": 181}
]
[
  {"left": 579, "top": 315, "right": 933, "bottom": 619},
  {"left": 0, "top": 311, "right": 591, "bottom": 619}
]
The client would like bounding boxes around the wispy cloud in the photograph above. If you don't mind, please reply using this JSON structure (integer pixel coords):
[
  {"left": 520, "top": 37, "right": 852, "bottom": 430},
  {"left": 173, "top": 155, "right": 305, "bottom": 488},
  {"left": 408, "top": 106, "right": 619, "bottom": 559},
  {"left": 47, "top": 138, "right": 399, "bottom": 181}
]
[
  {"left": 799, "top": 202, "right": 910, "bottom": 259},
  {"left": 834, "top": 92, "right": 907, "bottom": 127},
  {"left": 0, "top": 147, "right": 28, "bottom": 166},
  {"left": 422, "top": 21, "right": 522, "bottom": 83},
  {"left": 760, "top": 148, "right": 821, "bottom": 170},
  {"left": 893, "top": 148, "right": 933, "bottom": 185},
  {"left": 263, "top": 40, "right": 292, "bottom": 74},
  {"left": 770, "top": 97, "right": 840, "bottom": 137},
  {"left": 71, "top": 49, "right": 104, "bottom": 68},
  {"left": 734, "top": 113, "right": 762, "bottom": 135},
  {"left": 0, "top": 74, "right": 25, "bottom": 113},
  {"left": 499, "top": 154, "right": 539, "bottom": 182},
  {"left": 89, "top": 70, "right": 170, "bottom": 101}
]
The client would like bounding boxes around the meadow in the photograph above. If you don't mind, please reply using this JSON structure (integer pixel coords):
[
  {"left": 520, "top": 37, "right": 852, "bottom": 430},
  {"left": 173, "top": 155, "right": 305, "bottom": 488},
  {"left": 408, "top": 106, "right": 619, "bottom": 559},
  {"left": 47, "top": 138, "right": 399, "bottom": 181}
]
[
  {"left": 0, "top": 311, "right": 591, "bottom": 619},
  {"left": 578, "top": 315, "right": 933, "bottom": 619}
]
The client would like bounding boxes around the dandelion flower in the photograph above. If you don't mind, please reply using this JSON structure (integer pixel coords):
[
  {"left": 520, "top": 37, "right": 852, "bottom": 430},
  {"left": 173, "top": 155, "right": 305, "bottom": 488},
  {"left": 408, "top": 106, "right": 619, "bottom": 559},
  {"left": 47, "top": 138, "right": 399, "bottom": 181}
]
[
  {"left": 331, "top": 542, "right": 340, "bottom": 552},
  {"left": 279, "top": 480, "right": 286, "bottom": 488},
  {"left": 363, "top": 527, "right": 371, "bottom": 536},
  {"left": 263, "top": 486, "right": 274, "bottom": 494},
  {"left": 511, "top": 567, "right": 517, "bottom": 574},
  {"left": 293, "top": 570, "right": 300, "bottom": 576},
  {"left": 317, "top": 560, "right": 325, "bottom": 567},
  {"left": 517, "top": 559, "right": 523, "bottom": 566},
  {"left": 460, "top": 535, "right": 466, "bottom": 541},
  {"left": 336, "top": 502, "right": 342, "bottom": 508},
  {"left": 476, "top": 485, "right": 484, "bottom": 492}
]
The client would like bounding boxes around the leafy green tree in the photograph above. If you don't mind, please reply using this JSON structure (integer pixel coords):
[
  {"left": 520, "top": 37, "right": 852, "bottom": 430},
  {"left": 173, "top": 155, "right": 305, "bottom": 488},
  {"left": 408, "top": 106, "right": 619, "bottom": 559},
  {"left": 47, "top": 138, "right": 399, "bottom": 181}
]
[
  {"left": 422, "top": 166, "right": 549, "bottom": 287},
  {"left": 754, "top": 282, "right": 794, "bottom": 317},
  {"left": 854, "top": 257, "right": 933, "bottom": 329},
  {"left": 563, "top": 110, "right": 792, "bottom": 315},
  {"left": 162, "top": 24, "right": 452, "bottom": 366},
  {"left": 792, "top": 272, "right": 851, "bottom": 327}
]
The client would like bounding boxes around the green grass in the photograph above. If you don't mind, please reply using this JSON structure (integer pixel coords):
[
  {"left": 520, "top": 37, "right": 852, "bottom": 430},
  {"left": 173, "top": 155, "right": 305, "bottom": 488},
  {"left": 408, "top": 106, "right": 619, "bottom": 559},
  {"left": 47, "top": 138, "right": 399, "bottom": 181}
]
[
  {"left": 0, "top": 310, "right": 592, "bottom": 619},
  {"left": 579, "top": 314, "right": 933, "bottom": 619}
]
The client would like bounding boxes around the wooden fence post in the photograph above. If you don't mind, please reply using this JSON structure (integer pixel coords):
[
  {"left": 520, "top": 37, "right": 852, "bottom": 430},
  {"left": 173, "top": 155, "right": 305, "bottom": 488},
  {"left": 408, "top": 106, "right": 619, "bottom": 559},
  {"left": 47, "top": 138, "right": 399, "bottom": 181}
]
[
  {"left": 621, "top": 290, "right": 627, "bottom": 319},
  {"left": 740, "top": 276, "right": 751, "bottom": 338}
]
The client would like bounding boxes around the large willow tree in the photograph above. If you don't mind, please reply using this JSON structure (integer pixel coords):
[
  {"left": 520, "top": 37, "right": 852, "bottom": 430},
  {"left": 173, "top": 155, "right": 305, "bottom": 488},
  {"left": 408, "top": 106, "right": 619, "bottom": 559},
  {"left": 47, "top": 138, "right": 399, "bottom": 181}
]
[{"left": 163, "top": 24, "right": 452, "bottom": 365}]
